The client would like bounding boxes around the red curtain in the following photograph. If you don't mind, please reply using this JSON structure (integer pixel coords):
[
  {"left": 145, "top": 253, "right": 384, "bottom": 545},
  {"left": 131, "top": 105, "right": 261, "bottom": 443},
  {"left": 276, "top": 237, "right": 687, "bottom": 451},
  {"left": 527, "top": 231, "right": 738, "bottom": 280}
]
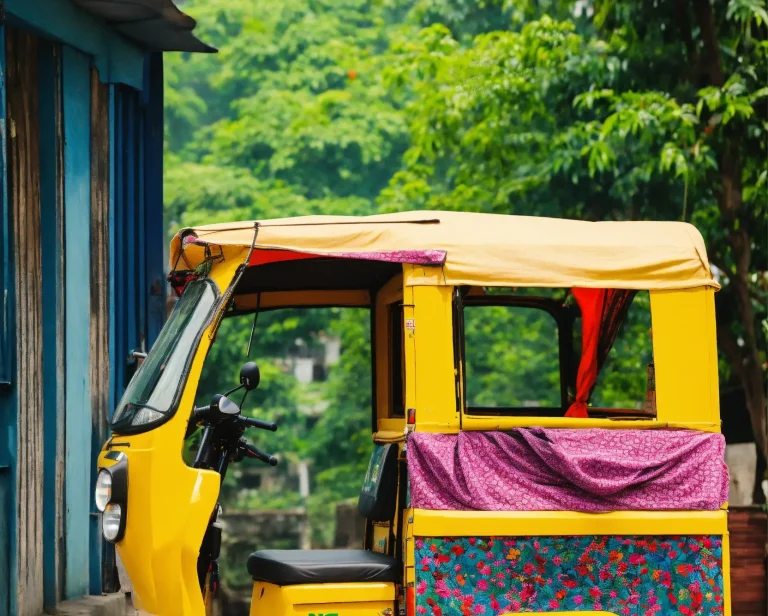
[{"left": 565, "top": 288, "right": 637, "bottom": 418}]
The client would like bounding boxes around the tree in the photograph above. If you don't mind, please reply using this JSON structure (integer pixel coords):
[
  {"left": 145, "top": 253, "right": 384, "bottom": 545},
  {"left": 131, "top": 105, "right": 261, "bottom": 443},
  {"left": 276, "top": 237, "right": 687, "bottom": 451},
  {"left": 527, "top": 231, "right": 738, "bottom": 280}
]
[{"left": 380, "top": 1, "right": 767, "bottom": 498}]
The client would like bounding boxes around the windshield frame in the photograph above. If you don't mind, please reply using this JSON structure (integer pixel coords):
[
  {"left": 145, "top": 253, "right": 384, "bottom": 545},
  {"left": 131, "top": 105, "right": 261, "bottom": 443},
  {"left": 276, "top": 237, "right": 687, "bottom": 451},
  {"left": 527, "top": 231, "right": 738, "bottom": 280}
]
[{"left": 111, "top": 278, "right": 221, "bottom": 435}]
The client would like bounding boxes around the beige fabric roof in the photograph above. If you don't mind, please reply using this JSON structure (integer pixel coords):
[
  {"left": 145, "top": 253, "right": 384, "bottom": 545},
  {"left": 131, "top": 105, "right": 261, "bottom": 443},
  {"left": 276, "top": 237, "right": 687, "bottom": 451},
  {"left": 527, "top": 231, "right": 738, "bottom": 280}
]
[{"left": 170, "top": 210, "right": 718, "bottom": 290}]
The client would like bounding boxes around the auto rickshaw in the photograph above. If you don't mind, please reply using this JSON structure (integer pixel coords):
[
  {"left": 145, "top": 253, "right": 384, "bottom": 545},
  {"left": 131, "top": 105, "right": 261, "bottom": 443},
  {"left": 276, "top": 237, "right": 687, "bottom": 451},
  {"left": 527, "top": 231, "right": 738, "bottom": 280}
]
[{"left": 96, "top": 211, "right": 731, "bottom": 616}]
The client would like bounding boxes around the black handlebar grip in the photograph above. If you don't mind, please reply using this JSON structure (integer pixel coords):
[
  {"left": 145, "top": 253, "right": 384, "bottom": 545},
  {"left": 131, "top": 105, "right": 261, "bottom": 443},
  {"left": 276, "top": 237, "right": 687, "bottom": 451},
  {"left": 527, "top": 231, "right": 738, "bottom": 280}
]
[
  {"left": 185, "top": 406, "right": 212, "bottom": 439},
  {"left": 237, "top": 416, "right": 278, "bottom": 432},
  {"left": 246, "top": 443, "right": 278, "bottom": 466}
]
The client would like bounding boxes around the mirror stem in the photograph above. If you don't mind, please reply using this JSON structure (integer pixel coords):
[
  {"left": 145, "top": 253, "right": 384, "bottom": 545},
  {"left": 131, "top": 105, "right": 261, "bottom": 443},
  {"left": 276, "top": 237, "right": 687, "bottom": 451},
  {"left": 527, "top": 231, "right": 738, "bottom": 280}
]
[{"left": 224, "top": 383, "right": 245, "bottom": 398}]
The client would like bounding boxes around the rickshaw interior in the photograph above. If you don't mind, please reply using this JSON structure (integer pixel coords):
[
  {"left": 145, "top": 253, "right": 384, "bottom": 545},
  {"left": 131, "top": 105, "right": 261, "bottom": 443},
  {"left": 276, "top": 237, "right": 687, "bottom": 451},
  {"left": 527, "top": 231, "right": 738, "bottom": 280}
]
[
  {"left": 201, "top": 254, "right": 655, "bottom": 432},
  {"left": 185, "top": 253, "right": 657, "bottom": 576}
]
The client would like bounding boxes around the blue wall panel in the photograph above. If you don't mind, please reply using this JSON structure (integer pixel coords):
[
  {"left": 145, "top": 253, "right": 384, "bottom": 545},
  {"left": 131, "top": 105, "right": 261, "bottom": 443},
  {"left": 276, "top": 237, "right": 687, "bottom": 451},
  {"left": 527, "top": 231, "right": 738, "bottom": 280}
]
[
  {"left": 144, "top": 53, "right": 165, "bottom": 349},
  {"left": 110, "top": 56, "right": 165, "bottom": 414},
  {"left": 112, "top": 75, "right": 165, "bottom": 409},
  {"left": 62, "top": 44, "right": 92, "bottom": 600},
  {"left": 0, "top": 24, "right": 12, "bottom": 616},
  {"left": 0, "top": 27, "right": 10, "bottom": 388}
]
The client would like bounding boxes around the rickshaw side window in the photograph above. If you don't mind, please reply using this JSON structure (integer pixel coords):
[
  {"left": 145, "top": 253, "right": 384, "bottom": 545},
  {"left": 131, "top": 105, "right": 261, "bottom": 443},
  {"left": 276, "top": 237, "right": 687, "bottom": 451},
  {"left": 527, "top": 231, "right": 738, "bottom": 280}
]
[
  {"left": 111, "top": 279, "right": 218, "bottom": 433},
  {"left": 389, "top": 303, "right": 405, "bottom": 417},
  {"left": 463, "top": 304, "right": 562, "bottom": 410}
]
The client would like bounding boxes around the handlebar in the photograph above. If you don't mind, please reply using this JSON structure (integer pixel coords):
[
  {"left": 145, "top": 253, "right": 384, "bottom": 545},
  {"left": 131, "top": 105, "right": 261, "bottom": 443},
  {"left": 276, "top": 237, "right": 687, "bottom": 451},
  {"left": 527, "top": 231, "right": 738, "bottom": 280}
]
[
  {"left": 242, "top": 440, "right": 278, "bottom": 466},
  {"left": 236, "top": 415, "right": 278, "bottom": 432}
]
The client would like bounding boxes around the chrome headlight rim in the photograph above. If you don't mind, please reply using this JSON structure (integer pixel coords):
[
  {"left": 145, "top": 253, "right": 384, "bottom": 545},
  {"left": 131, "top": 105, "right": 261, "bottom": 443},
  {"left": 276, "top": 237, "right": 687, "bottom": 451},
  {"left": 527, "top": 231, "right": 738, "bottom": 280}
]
[
  {"left": 97, "top": 454, "right": 128, "bottom": 543},
  {"left": 95, "top": 469, "right": 113, "bottom": 512},
  {"left": 102, "top": 503, "right": 124, "bottom": 542}
]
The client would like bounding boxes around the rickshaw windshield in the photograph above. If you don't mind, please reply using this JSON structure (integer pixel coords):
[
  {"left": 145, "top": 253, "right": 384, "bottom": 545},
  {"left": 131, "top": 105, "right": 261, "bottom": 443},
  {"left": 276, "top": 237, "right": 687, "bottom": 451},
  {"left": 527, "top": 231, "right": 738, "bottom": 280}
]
[{"left": 111, "top": 279, "right": 218, "bottom": 433}]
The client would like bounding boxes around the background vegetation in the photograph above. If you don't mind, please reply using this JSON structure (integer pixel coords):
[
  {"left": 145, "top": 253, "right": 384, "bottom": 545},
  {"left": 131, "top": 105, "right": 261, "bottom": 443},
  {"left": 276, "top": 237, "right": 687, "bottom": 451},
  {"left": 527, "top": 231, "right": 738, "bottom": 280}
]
[{"left": 166, "top": 0, "right": 767, "bottom": 586}]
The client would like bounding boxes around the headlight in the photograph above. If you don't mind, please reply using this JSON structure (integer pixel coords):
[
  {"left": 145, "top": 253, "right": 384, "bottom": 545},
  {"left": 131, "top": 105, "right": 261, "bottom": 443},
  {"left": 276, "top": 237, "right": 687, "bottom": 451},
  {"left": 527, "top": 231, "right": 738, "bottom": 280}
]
[
  {"left": 97, "top": 455, "right": 128, "bottom": 542},
  {"left": 95, "top": 469, "right": 112, "bottom": 512},
  {"left": 102, "top": 504, "right": 123, "bottom": 542},
  {"left": 131, "top": 408, "right": 163, "bottom": 426}
]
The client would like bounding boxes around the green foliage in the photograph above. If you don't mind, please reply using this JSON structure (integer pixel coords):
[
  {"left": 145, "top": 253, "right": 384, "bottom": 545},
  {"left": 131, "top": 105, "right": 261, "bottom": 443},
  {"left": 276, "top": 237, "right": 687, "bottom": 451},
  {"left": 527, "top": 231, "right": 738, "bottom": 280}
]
[
  {"left": 464, "top": 305, "right": 562, "bottom": 407},
  {"left": 167, "top": 0, "right": 767, "bottom": 564},
  {"left": 377, "top": 1, "right": 766, "bottom": 435}
]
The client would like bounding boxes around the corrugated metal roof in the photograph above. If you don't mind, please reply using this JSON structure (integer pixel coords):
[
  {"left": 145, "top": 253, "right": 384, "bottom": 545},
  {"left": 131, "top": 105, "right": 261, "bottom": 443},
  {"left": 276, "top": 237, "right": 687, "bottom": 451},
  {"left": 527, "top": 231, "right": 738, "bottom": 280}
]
[{"left": 71, "top": 0, "right": 216, "bottom": 53}]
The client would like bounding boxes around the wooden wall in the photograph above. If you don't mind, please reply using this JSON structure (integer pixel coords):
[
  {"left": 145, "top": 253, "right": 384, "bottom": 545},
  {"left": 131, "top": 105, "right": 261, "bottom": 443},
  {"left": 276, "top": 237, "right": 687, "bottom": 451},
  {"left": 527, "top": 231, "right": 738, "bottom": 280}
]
[
  {"left": 1, "top": 23, "right": 165, "bottom": 615},
  {"left": 730, "top": 506, "right": 767, "bottom": 616},
  {"left": 90, "top": 67, "right": 111, "bottom": 593},
  {"left": 39, "top": 38, "right": 66, "bottom": 611},
  {"left": 6, "top": 27, "right": 45, "bottom": 616}
]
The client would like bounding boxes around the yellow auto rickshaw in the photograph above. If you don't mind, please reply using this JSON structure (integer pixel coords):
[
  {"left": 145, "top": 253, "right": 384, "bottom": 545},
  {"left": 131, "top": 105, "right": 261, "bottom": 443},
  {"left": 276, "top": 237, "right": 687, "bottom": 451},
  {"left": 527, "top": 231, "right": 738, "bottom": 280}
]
[{"left": 96, "top": 211, "right": 730, "bottom": 616}]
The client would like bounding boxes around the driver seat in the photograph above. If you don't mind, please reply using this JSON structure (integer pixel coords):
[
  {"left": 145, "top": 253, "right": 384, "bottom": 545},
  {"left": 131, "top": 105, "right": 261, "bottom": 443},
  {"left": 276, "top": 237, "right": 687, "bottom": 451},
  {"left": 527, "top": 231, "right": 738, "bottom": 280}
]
[
  {"left": 247, "top": 548, "right": 397, "bottom": 585},
  {"left": 247, "top": 443, "right": 400, "bottom": 586}
]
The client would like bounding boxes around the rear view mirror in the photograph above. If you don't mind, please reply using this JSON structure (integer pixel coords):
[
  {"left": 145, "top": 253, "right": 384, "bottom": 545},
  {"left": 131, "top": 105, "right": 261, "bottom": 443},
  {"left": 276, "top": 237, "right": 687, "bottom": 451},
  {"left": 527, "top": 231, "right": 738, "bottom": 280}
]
[{"left": 240, "top": 362, "right": 261, "bottom": 391}]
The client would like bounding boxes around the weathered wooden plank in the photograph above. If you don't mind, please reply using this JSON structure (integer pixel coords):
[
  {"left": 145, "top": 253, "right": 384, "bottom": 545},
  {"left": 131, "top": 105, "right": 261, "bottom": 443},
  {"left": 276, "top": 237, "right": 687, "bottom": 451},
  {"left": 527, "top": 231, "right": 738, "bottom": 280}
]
[
  {"left": 39, "top": 38, "right": 66, "bottom": 610},
  {"left": 89, "top": 66, "right": 111, "bottom": 595},
  {"left": 62, "top": 43, "right": 92, "bottom": 599},
  {"left": 7, "top": 26, "right": 45, "bottom": 616},
  {"left": 55, "top": 47, "right": 67, "bottom": 603}
]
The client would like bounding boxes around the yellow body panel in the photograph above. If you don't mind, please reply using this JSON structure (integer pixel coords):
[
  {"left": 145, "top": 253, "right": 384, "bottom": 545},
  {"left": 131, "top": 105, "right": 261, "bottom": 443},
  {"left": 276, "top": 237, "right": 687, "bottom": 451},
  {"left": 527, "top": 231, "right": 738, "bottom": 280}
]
[
  {"left": 410, "top": 509, "right": 729, "bottom": 536},
  {"left": 249, "top": 582, "right": 396, "bottom": 616},
  {"left": 410, "top": 283, "right": 458, "bottom": 432},
  {"left": 97, "top": 251, "right": 247, "bottom": 616},
  {"left": 651, "top": 287, "right": 720, "bottom": 428}
]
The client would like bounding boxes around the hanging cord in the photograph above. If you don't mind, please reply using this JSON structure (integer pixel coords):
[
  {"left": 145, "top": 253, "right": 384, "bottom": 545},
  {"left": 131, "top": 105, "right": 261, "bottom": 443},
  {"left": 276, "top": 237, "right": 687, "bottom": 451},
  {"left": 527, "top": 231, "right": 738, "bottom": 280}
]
[{"left": 246, "top": 292, "right": 261, "bottom": 357}]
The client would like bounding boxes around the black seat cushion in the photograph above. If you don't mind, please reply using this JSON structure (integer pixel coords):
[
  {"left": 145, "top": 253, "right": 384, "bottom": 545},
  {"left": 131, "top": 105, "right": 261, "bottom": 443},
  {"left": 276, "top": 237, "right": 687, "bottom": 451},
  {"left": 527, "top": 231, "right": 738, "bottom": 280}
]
[{"left": 247, "top": 549, "right": 398, "bottom": 586}]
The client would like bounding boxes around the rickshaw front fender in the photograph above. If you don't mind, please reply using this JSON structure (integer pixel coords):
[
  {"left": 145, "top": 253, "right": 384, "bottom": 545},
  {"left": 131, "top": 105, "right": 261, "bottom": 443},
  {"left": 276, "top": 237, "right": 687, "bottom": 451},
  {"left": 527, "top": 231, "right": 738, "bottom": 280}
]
[
  {"left": 97, "top": 250, "right": 247, "bottom": 616},
  {"left": 99, "top": 421, "right": 221, "bottom": 616}
]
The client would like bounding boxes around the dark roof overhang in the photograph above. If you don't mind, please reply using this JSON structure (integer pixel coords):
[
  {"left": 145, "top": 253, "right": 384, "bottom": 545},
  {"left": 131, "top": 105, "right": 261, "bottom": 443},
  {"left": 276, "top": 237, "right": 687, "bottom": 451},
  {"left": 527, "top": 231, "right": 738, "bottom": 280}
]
[{"left": 70, "top": 0, "right": 216, "bottom": 52}]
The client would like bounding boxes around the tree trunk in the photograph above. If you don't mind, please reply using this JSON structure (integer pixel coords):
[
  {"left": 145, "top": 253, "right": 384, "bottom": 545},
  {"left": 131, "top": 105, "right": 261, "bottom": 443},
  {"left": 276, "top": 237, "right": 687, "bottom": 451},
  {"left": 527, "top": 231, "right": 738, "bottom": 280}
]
[{"left": 691, "top": 0, "right": 767, "bottom": 463}]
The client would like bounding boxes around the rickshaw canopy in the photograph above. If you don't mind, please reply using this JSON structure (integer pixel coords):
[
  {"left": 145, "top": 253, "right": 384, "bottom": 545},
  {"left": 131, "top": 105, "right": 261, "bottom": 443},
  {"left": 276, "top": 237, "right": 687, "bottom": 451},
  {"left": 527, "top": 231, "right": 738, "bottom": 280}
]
[{"left": 170, "top": 210, "right": 717, "bottom": 291}]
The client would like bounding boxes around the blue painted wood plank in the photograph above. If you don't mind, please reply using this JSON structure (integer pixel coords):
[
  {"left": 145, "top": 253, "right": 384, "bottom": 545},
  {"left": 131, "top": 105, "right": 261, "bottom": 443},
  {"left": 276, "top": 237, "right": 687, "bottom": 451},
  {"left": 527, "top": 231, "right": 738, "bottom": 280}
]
[
  {"left": 0, "top": 24, "right": 10, "bottom": 388},
  {"left": 0, "top": 24, "right": 14, "bottom": 616},
  {"left": 62, "top": 44, "right": 92, "bottom": 600},
  {"left": 103, "top": 83, "right": 120, "bottom": 595},
  {"left": 138, "top": 110, "right": 147, "bottom": 349},
  {"left": 144, "top": 54, "right": 165, "bottom": 347},
  {"left": 5, "top": 0, "right": 145, "bottom": 89},
  {"left": 0, "top": 466, "right": 10, "bottom": 616},
  {"left": 38, "top": 38, "right": 65, "bottom": 610},
  {"left": 124, "top": 91, "right": 138, "bottom": 358},
  {"left": 108, "top": 85, "right": 117, "bottom": 414},
  {"left": 113, "top": 90, "right": 127, "bottom": 402}
]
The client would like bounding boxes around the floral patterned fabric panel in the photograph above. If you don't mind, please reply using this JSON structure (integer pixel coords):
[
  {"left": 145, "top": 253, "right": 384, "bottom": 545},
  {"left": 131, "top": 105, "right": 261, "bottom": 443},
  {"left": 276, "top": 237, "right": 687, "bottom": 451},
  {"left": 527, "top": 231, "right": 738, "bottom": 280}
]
[{"left": 415, "top": 535, "right": 724, "bottom": 615}]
